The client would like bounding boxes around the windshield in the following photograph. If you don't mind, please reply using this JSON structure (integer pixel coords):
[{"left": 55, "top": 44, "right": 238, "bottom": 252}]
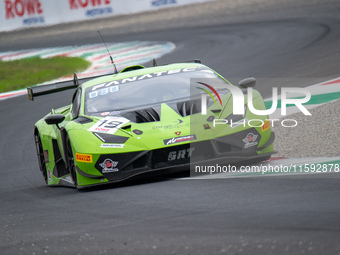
[{"left": 84, "top": 67, "right": 229, "bottom": 115}]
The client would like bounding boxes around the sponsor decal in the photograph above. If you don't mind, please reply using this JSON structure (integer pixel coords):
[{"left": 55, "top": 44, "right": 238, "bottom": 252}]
[
  {"left": 86, "top": 7, "right": 113, "bottom": 17},
  {"left": 61, "top": 176, "right": 73, "bottom": 184},
  {"left": 47, "top": 169, "right": 52, "bottom": 182},
  {"left": 207, "top": 116, "right": 215, "bottom": 122},
  {"left": 109, "top": 111, "right": 121, "bottom": 115},
  {"left": 5, "top": 0, "right": 43, "bottom": 19},
  {"left": 100, "top": 112, "right": 110, "bottom": 116},
  {"left": 23, "top": 16, "right": 44, "bottom": 25},
  {"left": 133, "top": 129, "right": 143, "bottom": 135},
  {"left": 88, "top": 116, "right": 129, "bottom": 135},
  {"left": 261, "top": 120, "right": 271, "bottom": 132},
  {"left": 89, "top": 85, "right": 119, "bottom": 99},
  {"left": 44, "top": 150, "right": 49, "bottom": 163},
  {"left": 76, "top": 153, "right": 93, "bottom": 163},
  {"left": 163, "top": 134, "right": 197, "bottom": 146},
  {"left": 151, "top": 0, "right": 177, "bottom": 7},
  {"left": 69, "top": 0, "right": 111, "bottom": 9},
  {"left": 168, "top": 147, "right": 195, "bottom": 161},
  {"left": 242, "top": 133, "right": 258, "bottom": 148},
  {"left": 99, "top": 159, "right": 119, "bottom": 173},
  {"left": 174, "top": 131, "right": 181, "bottom": 136},
  {"left": 152, "top": 119, "right": 186, "bottom": 130},
  {"left": 5, "top": 0, "right": 45, "bottom": 26},
  {"left": 90, "top": 67, "right": 199, "bottom": 91},
  {"left": 100, "top": 144, "right": 124, "bottom": 148},
  {"left": 203, "top": 124, "right": 211, "bottom": 130}
]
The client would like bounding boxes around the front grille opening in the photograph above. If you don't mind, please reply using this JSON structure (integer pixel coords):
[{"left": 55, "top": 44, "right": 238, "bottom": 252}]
[
  {"left": 215, "top": 141, "right": 241, "bottom": 154},
  {"left": 52, "top": 139, "right": 69, "bottom": 177},
  {"left": 133, "top": 152, "right": 150, "bottom": 169}
]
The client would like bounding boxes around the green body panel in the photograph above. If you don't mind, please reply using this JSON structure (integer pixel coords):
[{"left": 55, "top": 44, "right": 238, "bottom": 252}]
[{"left": 33, "top": 63, "right": 275, "bottom": 189}]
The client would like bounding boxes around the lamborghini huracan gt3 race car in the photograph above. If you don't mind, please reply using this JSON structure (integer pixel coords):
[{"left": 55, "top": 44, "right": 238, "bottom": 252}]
[{"left": 28, "top": 61, "right": 275, "bottom": 189}]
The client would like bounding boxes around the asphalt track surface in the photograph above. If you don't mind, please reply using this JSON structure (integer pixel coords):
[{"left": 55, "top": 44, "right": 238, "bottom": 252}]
[{"left": 1, "top": 1, "right": 340, "bottom": 254}]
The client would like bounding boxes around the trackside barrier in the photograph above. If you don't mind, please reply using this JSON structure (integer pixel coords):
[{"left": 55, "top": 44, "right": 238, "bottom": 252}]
[{"left": 0, "top": 0, "right": 212, "bottom": 32}]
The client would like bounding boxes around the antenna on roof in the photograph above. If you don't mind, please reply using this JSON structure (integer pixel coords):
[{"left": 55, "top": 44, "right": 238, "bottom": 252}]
[
  {"left": 98, "top": 31, "right": 118, "bottom": 74},
  {"left": 73, "top": 72, "right": 79, "bottom": 86}
]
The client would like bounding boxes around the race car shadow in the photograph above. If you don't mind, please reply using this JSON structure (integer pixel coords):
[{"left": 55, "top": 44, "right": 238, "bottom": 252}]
[{"left": 79, "top": 170, "right": 190, "bottom": 192}]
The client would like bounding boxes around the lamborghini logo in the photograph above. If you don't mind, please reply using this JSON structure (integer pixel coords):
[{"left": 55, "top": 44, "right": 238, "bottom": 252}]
[{"left": 174, "top": 131, "right": 181, "bottom": 136}]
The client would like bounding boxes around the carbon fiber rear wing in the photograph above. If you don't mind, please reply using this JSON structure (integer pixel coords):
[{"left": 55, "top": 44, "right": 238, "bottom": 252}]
[
  {"left": 27, "top": 73, "right": 81, "bottom": 101},
  {"left": 27, "top": 72, "right": 110, "bottom": 101},
  {"left": 27, "top": 59, "right": 202, "bottom": 101}
]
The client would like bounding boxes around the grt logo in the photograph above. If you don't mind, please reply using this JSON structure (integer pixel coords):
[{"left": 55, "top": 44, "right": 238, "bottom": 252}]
[{"left": 200, "top": 81, "right": 312, "bottom": 116}]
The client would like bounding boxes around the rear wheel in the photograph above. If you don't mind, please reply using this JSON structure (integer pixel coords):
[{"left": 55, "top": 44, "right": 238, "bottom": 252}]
[
  {"left": 34, "top": 130, "right": 47, "bottom": 184},
  {"left": 66, "top": 135, "right": 78, "bottom": 188}
]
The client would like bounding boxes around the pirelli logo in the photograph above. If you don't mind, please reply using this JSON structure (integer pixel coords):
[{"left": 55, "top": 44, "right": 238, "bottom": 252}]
[
  {"left": 261, "top": 120, "right": 271, "bottom": 132},
  {"left": 76, "top": 153, "right": 93, "bottom": 163}
]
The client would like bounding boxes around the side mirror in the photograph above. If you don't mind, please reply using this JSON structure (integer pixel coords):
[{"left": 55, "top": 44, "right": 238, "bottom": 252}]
[
  {"left": 44, "top": 114, "right": 65, "bottom": 128},
  {"left": 238, "top": 77, "right": 256, "bottom": 88}
]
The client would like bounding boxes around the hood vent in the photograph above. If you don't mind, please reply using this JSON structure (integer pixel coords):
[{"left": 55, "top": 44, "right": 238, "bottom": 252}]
[
  {"left": 135, "top": 108, "right": 160, "bottom": 122},
  {"left": 177, "top": 99, "right": 201, "bottom": 117},
  {"left": 93, "top": 132, "right": 129, "bottom": 143},
  {"left": 120, "top": 107, "right": 160, "bottom": 123}
]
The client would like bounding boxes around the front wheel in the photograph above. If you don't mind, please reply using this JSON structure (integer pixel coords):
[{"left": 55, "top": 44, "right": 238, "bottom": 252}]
[{"left": 66, "top": 135, "right": 78, "bottom": 188}]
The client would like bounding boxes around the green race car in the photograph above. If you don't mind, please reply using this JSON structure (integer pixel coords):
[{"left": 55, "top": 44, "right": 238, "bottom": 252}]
[{"left": 28, "top": 61, "right": 275, "bottom": 189}]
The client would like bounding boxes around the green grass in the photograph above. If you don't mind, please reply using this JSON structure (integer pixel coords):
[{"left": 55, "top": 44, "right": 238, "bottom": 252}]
[{"left": 0, "top": 56, "right": 91, "bottom": 93}]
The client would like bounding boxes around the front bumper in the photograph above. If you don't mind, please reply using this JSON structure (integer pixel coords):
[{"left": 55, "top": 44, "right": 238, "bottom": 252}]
[{"left": 75, "top": 128, "right": 275, "bottom": 188}]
